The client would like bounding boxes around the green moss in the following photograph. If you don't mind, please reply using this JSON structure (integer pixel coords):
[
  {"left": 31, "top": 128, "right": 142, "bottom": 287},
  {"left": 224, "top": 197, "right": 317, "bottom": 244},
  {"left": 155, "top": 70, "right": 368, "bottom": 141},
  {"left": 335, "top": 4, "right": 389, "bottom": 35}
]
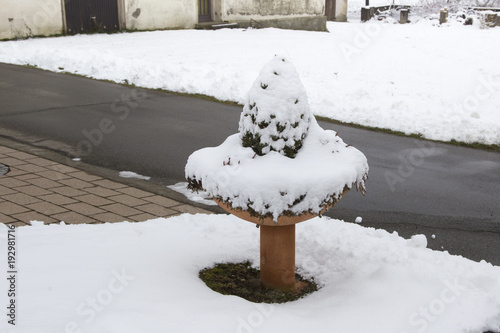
[{"left": 199, "top": 261, "right": 318, "bottom": 303}]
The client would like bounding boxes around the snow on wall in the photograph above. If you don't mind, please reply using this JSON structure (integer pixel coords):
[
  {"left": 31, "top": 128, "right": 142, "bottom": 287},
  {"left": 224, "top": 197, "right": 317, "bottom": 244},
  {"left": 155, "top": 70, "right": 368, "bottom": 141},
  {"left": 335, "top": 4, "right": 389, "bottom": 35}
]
[
  {"left": 222, "top": 0, "right": 325, "bottom": 21},
  {"left": 0, "top": 0, "right": 63, "bottom": 40},
  {"left": 124, "top": 0, "right": 197, "bottom": 30}
]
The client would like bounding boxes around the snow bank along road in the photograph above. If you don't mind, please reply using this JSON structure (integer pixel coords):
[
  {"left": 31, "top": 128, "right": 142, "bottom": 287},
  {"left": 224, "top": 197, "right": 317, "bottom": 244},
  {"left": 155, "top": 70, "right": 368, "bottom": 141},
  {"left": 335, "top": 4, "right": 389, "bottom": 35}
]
[
  {"left": 0, "top": 22, "right": 499, "bottom": 146},
  {"left": 0, "top": 63, "right": 498, "bottom": 265}
]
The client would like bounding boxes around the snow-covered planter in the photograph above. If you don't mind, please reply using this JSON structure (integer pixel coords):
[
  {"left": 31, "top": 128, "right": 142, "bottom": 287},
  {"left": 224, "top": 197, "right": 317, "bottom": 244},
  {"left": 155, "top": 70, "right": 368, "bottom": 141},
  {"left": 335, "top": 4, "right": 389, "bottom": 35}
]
[
  {"left": 185, "top": 54, "right": 368, "bottom": 291},
  {"left": 186, "top": 54, "right": 368, "bottom": 224}
]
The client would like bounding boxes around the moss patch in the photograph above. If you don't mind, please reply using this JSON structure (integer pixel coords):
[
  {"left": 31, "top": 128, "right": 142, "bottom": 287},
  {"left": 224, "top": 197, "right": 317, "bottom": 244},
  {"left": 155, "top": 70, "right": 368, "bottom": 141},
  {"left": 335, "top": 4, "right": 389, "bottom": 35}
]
[{"left": 199, "top": 261, "right": 318, "bottom": 303}]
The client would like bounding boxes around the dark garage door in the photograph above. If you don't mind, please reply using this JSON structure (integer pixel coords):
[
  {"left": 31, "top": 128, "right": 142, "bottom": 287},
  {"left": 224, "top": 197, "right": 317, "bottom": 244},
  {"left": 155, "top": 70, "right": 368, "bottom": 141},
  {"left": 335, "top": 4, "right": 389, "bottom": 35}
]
[{"left": 65, "top": 0, "right": 120, "bottom": 34}]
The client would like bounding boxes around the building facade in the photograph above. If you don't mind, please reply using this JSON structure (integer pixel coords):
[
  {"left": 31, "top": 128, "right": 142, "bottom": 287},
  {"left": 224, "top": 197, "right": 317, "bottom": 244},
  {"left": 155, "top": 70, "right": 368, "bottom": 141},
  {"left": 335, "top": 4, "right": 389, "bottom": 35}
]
[{"left": 1, "top": 0, "right": 348, "bottom": 40}]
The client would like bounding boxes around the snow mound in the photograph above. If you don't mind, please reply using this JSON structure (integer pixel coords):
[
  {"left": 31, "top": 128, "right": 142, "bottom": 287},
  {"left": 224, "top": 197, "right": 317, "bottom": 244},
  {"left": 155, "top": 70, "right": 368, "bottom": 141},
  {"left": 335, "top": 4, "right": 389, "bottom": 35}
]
[
  {"left": 239, "top": 54, "right": 311, "bottom": 158},
  {"left": 118, "top": 171, "right": 151, "bottom": 180},
  {"left": 2, "top": 214, "right": 499, "bottom": 333},
  {"left": 186, "top": 56, "right": 368, "bottom": 221},
  {"left": 167, "top": 181, "right": 218, "bottom": 206}
]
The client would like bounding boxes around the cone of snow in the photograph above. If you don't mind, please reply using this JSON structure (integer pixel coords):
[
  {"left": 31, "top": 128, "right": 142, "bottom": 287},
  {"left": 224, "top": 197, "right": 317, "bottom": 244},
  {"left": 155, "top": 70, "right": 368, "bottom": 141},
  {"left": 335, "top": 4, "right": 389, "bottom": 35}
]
[{"left": 239, "top": 54, "right": 311, "bottom": 158}]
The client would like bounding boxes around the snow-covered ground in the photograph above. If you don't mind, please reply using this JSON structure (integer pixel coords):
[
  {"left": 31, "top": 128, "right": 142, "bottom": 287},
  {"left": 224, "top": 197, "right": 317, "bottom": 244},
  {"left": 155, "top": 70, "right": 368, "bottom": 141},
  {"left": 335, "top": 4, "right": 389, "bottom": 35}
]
[
  {"left": 0, "top": 21, "right": 499, "bottom": 145},
  {"left": 1, "top": 214, "right": 499, "bottom": 333}
]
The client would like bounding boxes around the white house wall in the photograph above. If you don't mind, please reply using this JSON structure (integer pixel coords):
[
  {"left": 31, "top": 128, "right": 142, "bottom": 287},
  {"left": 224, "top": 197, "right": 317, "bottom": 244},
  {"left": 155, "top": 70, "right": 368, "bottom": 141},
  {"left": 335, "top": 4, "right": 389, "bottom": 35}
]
[
  {"left": 335, "top": 0, "right": 347, "bottom": 21},
  {"left": 221, "top": 0, "right": 325, "bottom": 21},
  {"left": 0, "top": 0, "right": 63, "bottom": 40},
  {"left": 124, "top": 0, "right": 197, "bottom": 30}
]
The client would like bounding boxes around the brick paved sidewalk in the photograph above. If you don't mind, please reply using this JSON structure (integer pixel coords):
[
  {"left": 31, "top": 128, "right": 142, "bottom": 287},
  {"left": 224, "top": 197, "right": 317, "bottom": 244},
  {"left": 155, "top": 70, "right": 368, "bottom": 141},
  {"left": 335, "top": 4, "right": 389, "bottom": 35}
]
[{"left": 0, "top": 145, "right": 210, "bottom": 226}]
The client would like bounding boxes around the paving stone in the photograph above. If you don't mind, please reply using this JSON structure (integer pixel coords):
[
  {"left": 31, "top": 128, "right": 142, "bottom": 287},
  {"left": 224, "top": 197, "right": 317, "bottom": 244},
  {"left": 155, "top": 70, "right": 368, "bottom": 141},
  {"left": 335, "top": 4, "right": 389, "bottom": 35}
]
[
  {"left": 83, "top": 186, "right": 121, "bottom": 198},
  {"left": 15, "top": 164, "right": 48, "bottom": 173},
  {"left": 64, "top": 202, "right": 106, "bottom": 216},
  {"left": 5, "top": 169, "right": 28, "bottom": 177},
  {"left": 0, "top": 146, "right": 15, "bottom": 154},
  {"left": 101, "top": 203, "right": 142, "bottom": 217},
  {"left": 92, "top": 212, "right": 132, "bottom": 223},
  {"left": 135, "top": 203, "right": 177, "bottom": 217},
  {"left": 37, "top": 170, "right": 71, "bottom": 181},
  {"left": 6, "top": 151, "right": 35, "bottom": 160},
  {"left": 40, "top": 193, "right": 78, "bottom": 206},
  {"left": 171, "top": 204, "right": 212, "bottom": 215},
  {"left": 14, "top": 174, "right": 40, "bottom": 181},
  {"left": 26, "top": 157, "right": 58, "bottom": 167},
  {"left": 129, "top": 213, "right": 160, "bottom": 222},
  {"left": 0, "top": 185, "right": 16, "bottom": 196},
  {"left": 4, "top": 221, "right": 30, "bottom": 227},
  {"left": 117, "top": 187, "right": 155, "bottom": 198},
  {"left": 0, "top": 202, "right": 29, "bottom": 215},
  {"left": 13, "top": 211, "right": 57, "bottom": 224},
  {"left": 3, "top": 193, "right": 41, "bottom": 205},
  {"left": 27, "top": 202, "right": 68, "bottom": 215},
  {"left": 26, "top": 177, "right": 61, "bottom": 189},
  {"left": 108, "top": 194, "right": 148, "bottom": 207},
  {"left": 67, "top": 171, "right": 102, "bottom": 182},
  {"left": 0, "top": 177, "right": 29, "bottom": 188},
  {"left": 52, "top": 212, "right": 96, "bottom": 224},
  {"left": 16, "top": 185, "right": 52, "bottom": 196},
  {"left": 143, "top": 195, "right": 180, "bottom": 207},
  {"left": 93, "top": 179, "right": 127, "bottom": 190},
  {"left": 58, "top": 178, "right": 94, "bottom": 189},
  {"left": 0, "top": 157, "right": 28, "bottom": 166},
  {"left": 50, "top": 186, "right": 86, "bottom": 197},
  {"left": 74, "top": 194, "right": 113, "bottom": 206},
  {"left": 0, "top": 212, "right": 17, "bottom": 223},
  {"left": 46, "top": 164, "right": 80, "bottom": 173}
]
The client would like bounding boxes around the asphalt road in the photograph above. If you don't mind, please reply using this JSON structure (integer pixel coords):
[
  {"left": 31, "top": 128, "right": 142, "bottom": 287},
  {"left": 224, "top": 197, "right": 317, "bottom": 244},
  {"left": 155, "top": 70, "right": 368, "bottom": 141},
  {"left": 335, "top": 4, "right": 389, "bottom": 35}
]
[{"left": 1, "top": 63, "right": 499, "bottom": 265}]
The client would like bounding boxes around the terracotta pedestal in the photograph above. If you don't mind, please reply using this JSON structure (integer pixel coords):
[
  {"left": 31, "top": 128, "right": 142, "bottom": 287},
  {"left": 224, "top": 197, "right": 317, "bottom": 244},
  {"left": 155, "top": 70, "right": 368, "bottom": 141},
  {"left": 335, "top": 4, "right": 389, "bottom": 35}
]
[
  {"left": 260, "top": 224, "right": 296, "bottom": 291},
  {"left": 214, "top": 199, "right": 323, "bottom": 291}
]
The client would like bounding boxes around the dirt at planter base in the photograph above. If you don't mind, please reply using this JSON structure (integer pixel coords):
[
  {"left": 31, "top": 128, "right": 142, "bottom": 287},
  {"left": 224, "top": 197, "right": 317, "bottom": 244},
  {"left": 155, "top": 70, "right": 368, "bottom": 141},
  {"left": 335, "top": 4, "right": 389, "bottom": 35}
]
[{"left": 199, "top": 261, "right": 318, "bottom": 303}]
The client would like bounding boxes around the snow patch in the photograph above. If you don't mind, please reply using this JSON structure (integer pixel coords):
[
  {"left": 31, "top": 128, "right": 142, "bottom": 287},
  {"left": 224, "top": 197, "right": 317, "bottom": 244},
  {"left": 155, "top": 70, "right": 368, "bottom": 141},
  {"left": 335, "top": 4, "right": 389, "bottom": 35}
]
[
  {"left": 118, "top": 171, "right": 151, "bottom": 180},
  {"left": 167, "top": 182, "right": 218, "bottom": 206},
  {"left": 1, "top": 214, "right": 499, "bottom": 333}
]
